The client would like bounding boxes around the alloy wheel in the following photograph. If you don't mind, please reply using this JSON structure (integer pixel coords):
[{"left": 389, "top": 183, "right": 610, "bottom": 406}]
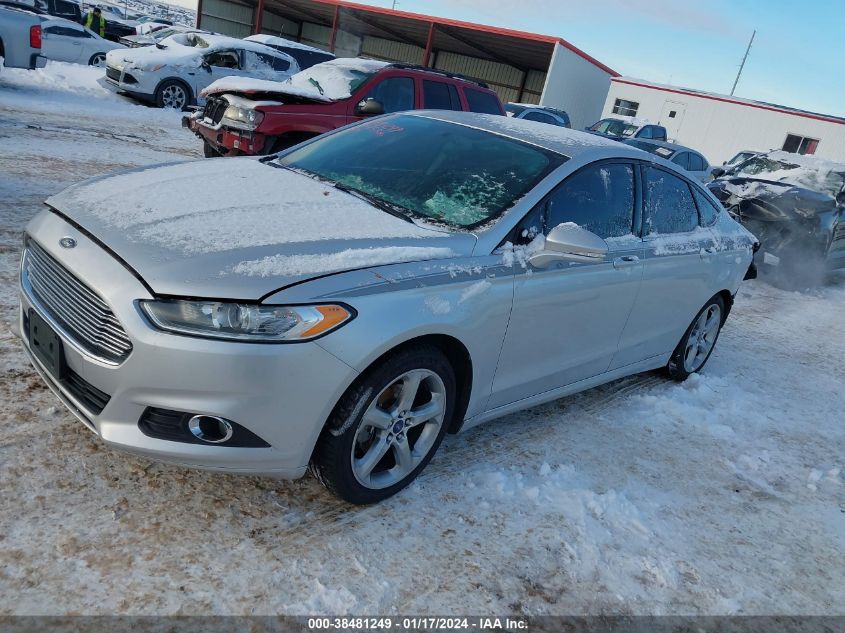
[
  {"left": 161, "top": 84, "right": 187, "bottom": 109},
  {"left": 683, "top": 303, "right": 721, "bottom": 373},
  {"left": 351, "top": 369, "right": 447, "bottom": 489}
]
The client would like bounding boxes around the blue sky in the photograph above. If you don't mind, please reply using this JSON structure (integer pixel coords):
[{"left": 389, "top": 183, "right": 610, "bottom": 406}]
[{"left": 350, "top": 0, "right": 845, "bottom": 117}]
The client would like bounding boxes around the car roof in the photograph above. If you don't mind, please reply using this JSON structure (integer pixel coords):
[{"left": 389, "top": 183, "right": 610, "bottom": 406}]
[
  {"left": 245, "top": 34, "right": 334, "bottom": 55},
  {"left": 161, "top": 32, "right": 293, "bottom": 57},
  {"left": 408, "top": 110, "right": 643, "bottom": 160},
  {"left": 624, "top": 138, "right": 702, "bottom": 154}
]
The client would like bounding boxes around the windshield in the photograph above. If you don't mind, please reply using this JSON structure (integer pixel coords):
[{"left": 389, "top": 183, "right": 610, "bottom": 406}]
[
  {"left": 286, "top": 59, "right": 387, "bottom": 100},
  {"left": 589, "top": 118, "right": 638, "bottom": 137},
  {"left": 733, "top": 157, "right": 845, "bottom": 197},
  {"left": 274, "top": 114, "right": 566, "bottom": 229}
]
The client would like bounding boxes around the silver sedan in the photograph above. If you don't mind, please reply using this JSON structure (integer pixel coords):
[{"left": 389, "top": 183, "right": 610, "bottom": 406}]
[{"left": 17, "top": 111, "right": 757, "bottom": 504}]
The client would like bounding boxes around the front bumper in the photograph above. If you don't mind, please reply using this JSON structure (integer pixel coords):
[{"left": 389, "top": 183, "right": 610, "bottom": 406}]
[
  {"left": 18, "top": 211, "right": 359, "bottom": 477},
  {"left": 99, "top": 67, "right": 156, "bottom": 101},
  {"left": 186, "top": 114, "right": 269, "bottom": 156}
]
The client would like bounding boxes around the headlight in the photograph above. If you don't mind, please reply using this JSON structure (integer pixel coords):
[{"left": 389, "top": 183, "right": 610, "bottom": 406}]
[
  {"left": 139, "top": 300, "right": 354, "bottom": 342},
  {"left": 222, "top": 105, "right": 264, "bottom": 130}
]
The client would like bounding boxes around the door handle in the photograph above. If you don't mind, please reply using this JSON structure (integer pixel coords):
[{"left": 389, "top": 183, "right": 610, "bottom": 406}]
[{"left": 613, "top": 255, "right": 639, "bottom": 269}]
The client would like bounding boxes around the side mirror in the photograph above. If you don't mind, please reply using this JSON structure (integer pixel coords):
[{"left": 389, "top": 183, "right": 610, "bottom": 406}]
[
  {"left": 355, "top": 98, "right": 385, "bottom": 117},
  {"left": 710, "top": 167, "right": 726, "bottom": 179},
  {"left": 836, "top": 187, "right": 845, "bottom": 206},
  {"left": 528, "top": 223, "right": 608, "bottom": 268},
  {"left": 201, "top": 60, "right": 211, "bottom": 72}
]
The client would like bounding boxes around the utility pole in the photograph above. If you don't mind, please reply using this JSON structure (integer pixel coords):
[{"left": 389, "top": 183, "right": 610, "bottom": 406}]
[
  {"left": 731, "top": 30, "right": 756, "bottom": 96},
  {"left": 391, "top": 1, "right": 398, "bottom": 9}
]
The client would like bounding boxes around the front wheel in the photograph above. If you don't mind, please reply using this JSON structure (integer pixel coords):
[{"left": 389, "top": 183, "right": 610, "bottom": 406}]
[
  {"left": 203, "top": 140, "right": 221, "bottom": 158},
  {"left": 666, "top": 295, "right": 725, "bottom": 381},
  {"left": 310, "top": 345, "right": 456, "bottom": 504},
  {"left": 88, "top": 53, "right": 107, "bottom": 66},
  {"left": 155, "top": 79, "right": 192, "bottom": 110}
]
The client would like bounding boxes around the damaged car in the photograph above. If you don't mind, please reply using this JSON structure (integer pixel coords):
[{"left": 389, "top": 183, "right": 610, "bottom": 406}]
[{"left": 708, "top": 150, "right": 845, "bottom": 283}]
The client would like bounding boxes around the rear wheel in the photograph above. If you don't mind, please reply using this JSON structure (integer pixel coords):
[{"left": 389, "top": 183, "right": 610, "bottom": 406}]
[
  {"left": 310, "top": 345, "right": 455, "bottom": 504},
  {"left": 88, "top": 53, "right": 107, "bottom": 66},
  {"left": 667, "top": 295, "right": 725, "bottom": 381},
  {"left": 155, "top": 79, "right": 191, "bottom": 110},
  {"left": 203, "top": 140, "right": 221, "bottom": 158}
]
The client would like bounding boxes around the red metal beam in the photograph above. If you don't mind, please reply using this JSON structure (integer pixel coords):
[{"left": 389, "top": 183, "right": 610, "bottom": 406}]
[
  {"left": 195, "top": 0, "right": 204, "bottom": 29},
  {"left": 329, "top": 4, "right": 339, "bottom": 52},
  {"left": 254, "top": 0, "right": 266, "bottom": 34},
  {"left": 422, "top": 21, "right": 435, "bottom": 67}
]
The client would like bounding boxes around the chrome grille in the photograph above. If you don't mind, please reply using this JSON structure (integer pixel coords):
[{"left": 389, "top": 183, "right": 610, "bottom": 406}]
[
  {"left": 106, "top": 66, "right": 121, "bottom": 82},
  {"left": 22, "top": 239, "right": 132, "bottom": 363}
]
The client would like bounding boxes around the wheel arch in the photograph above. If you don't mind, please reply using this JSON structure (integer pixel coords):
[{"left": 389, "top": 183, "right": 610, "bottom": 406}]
[{"left": 715, "top": 289, "right": 734, "bottom": 324}]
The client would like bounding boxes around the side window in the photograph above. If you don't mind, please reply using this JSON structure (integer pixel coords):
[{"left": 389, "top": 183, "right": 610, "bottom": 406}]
[
  {"left": 446, "top": 84, "right": 462, "bottom": 110},
  {"left": 523, "top": 111, "right": 559, "bottom": 126},
  {"left": 692, "top": 188, "right": 720, "bottom": 226},
  {"left": 653, "top": 127, "right": 668, "bottom": 141},
  {"left": 688, "top": 153, "right": 706, "bottom": 171},
  {"left": 366, "top": 77, "right": 415, "bottom": 113},
  {"left": 644, "top": 167, "right": 698, "bottom": 234},
  {"left": 243, "top": 51, "right": 288, "bottom": 72},
  {"left": 464, "top": 88, "right": 501, "bottom": 114},
  {"left": 423, "top": 80, "right": 452, "bottom": 110},
  {"left": 55, "top": 0, "right": 79, "bottom": 19},
  {"left": 671, "top": 152, "right": 691, "bottom": 170},
  {"left": 637, "top": 126, "right": 653, "bottom": 139},
  {"left": 206, "top": 50, "right": 241, "bottom": 69},
  {"left": 546, "top": 164, "right": 635, "bottom": 239}
]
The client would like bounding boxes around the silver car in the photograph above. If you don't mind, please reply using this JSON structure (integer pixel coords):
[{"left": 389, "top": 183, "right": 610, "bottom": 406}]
[{"left": 18, "top": 112, "right": 756, "bottom": 504}]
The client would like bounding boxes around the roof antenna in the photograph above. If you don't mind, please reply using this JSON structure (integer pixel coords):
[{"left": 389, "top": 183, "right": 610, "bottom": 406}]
[{"left": 731, "top": 30, "right": 756, "bottom": 96}]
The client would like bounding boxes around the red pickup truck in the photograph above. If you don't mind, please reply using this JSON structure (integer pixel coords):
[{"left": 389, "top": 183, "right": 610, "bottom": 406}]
[{"left": 184, "top": 58, "right": 505, "bottom": 157}]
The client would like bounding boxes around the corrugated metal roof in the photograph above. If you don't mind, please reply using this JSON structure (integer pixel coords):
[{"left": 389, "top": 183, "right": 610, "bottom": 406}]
[{"left": 261, "top": 0, "right": 618, "bottom": 75}]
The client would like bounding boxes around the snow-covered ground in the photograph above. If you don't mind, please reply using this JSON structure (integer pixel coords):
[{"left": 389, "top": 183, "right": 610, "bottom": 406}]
[{"left": 1, "top": 63, "right": 844, "bottom": 616}]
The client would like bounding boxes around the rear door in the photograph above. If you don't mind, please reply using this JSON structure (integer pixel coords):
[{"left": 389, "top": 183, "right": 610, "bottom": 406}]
[
  {"left": 611, "top": 165, "right": 718, "bottom": 368},
  {"left": 421, "top": 79, "right": 462, "bottom": 111},
  {"left": 488, "top": 161, "right": 644, "bottom": 408},
  {"left": 42, "top": 24, "right": 85, "bottom": 62}
]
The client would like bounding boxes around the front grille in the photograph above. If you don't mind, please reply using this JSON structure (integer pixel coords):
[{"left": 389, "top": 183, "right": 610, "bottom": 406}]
[
  {"left": 22, "top": 239, "right": 132, "bottom": 363},
  {"left": 203, "top": 96, "right": 228, "bottom": 125},
  {"left": 106, "top": 66, "right": 121, "bottom": 82}
]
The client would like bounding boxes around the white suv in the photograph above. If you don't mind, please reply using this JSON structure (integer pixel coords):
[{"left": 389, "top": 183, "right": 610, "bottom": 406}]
[{"left": 102, "top": 32, "right": 299, "bottom": 109}]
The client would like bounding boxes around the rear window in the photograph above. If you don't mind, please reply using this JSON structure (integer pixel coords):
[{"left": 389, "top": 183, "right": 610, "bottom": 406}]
[
  {"left": 276, "top": 114, "right": 566, "bottom": 228},
  {"left": 464, "top": 88, "right": 502, "bottom": 115}
]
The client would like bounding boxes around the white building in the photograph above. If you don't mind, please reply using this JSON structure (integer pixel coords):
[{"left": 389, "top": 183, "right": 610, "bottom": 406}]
[
  {"left": 196, "top": 0, "right": 618, "bottom": 130},
  {"left": 602, "top": 77, "right": 845, "bottom": 165}
]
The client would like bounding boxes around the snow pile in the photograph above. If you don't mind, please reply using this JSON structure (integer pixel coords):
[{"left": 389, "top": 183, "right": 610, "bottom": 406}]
[
  {"left": 231, "top": 246, "right": 455, "bottom": 277},
  {"left": 203, "top": 58, "right": 389, "bottom": 100},
  {"left": 0, "top": 61, "right": 115, "bottom": 98}
]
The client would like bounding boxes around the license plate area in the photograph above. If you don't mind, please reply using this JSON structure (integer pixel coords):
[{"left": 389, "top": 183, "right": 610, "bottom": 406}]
[{"left": 28, "top": 309, "right": 67, "bottom": 381}]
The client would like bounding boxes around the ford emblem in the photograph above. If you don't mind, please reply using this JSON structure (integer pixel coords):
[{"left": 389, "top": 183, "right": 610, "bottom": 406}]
[{"left": 59, "top": 237, "right": 77, "bottom": 249}]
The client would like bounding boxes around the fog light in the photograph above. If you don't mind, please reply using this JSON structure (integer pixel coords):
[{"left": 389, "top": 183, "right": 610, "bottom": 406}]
[{"left": 188, "top": 415, "right": 234, "bottom": 444}]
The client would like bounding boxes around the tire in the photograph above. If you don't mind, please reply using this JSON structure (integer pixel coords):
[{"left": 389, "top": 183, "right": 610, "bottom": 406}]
[
  {"left": 155, "top": 79, "right": 192, "bottom": 110},
  {"left": 88, "top": 53, "right": 107, "bottom": 66},
  {"left": 310, "top": 344, "right": 456, "bottom": 504},
  {"left": 666, "top": 295, "right": 725, "bottom": 381},
  {"left": 203, "top": 140, "right": 221, "bottom": 158}
]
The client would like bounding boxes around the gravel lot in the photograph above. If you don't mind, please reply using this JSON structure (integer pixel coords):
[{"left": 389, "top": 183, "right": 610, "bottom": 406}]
[{"left": 1, "top": 63, "right": 843, "bottom": 617}]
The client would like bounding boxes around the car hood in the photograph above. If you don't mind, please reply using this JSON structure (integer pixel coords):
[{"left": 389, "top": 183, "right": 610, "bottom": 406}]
[
  {"left": 45, "top": 159, "right": 473, "bottom": 300},
  {"left": 708, "top": 176, "right": 837, "bottom": 222},
  {"left": 110, "top": 43, "right": 198, "bottom": 68}
]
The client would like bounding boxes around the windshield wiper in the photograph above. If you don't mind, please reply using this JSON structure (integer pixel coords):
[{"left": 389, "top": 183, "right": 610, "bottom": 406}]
[
  {"left": 333, "top": 182, "right": 416, "bottom": 224},
  {"left": 308, "top": 77, "right": 325, "bottom": 95}
]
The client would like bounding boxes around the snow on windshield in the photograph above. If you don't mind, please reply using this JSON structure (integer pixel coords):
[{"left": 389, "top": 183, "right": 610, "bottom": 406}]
[
  {"left": 203, "top": 58, "right": 388, "bottom": 100},
  {"left": 733, "top": 152, "right": 845, "bottom": 197}
]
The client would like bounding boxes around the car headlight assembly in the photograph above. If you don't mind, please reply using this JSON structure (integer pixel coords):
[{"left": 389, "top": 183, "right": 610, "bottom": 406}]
[
  {"left": 139, "top": 300, "right": 354, "bottom": 342},
  {"left": 221, "top": 105, "right": 264, "bottom": 130}
]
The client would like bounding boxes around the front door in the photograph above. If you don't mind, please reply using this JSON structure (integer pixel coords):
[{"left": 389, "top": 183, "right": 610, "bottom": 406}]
[
  {"left": 488, "top": 162, "right": 645, "bottom": 409},
  {"left": 660, "top": 100, "right": 686, "bottom": 142}
]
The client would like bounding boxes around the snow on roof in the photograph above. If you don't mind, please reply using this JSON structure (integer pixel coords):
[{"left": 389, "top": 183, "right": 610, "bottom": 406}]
[
  {"left": 765, "top": 150, "right": 845, "bottom": 173},
  {"left": 203, "top": 57, "right": 389, "bottom": 101},
  {"left": 412, "top": 110, "right": 624, "bottom": 159},
  {"left": 245, "top": 34, "right": 334, "bottom": 55}
]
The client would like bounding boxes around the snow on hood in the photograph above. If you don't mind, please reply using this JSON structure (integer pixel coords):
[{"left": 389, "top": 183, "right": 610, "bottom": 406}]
[
  {"left": 46, "top": 159, "right": 472, "bottom": 299},
  {"left": 721, "top": 151, "right": 845, "bottom": 199},
  {"left": 202, "top": 58, "right": 389, "bottom": 101}
]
